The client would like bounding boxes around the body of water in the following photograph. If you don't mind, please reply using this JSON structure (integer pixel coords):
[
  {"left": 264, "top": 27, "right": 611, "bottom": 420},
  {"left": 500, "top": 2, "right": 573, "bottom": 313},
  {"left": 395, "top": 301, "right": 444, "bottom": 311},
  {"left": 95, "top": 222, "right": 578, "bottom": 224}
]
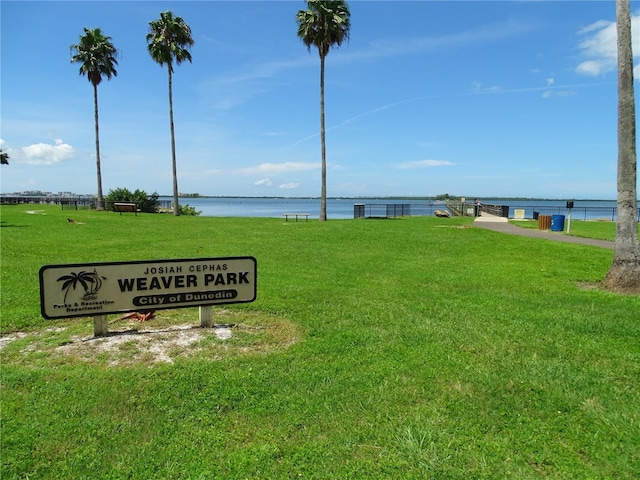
[
  {"left": 163, "top": 197, "right": 623, "bottom": 220},
  {"left": 166, "top": 197, "right": 389, "bottom": 219}
]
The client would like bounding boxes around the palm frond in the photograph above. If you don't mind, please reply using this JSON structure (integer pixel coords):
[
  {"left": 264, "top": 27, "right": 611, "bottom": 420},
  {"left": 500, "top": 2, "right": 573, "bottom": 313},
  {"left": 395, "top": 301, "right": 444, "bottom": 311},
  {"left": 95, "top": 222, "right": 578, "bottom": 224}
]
[
  {"left": 147, "top": 10, "right": 194, "bottom": 72},
  {"left": 296, "top": 0, "right": 350, "bottom": 58},
  {"left": 70, "top": 28, "right": 119, "bottom": 86}
]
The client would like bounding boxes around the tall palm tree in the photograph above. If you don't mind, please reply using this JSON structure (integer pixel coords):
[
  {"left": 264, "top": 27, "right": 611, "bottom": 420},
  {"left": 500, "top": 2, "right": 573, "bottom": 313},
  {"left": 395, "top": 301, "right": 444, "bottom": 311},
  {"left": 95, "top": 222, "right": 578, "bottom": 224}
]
[
  {"left": 70, "top": 28, "right": 118, "bottom": 211},
  {"left": 296, "top": 0, "right": 350, "bottom": 221},
  {"left": 1, "top": 150, "right": 9, "bottom": 165},
  {"left": 604, "top": 0, "right": 640, "bottom": 294},
  {"left": 147, "top": 11, "right": 194, "bottom": 217}
]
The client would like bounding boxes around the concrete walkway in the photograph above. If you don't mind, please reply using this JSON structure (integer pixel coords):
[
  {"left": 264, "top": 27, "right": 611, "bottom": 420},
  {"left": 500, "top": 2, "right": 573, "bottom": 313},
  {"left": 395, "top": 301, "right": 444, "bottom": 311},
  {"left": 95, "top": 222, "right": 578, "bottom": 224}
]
[{"left": 473, "top": 214, "right": 615, "bottom": 250}]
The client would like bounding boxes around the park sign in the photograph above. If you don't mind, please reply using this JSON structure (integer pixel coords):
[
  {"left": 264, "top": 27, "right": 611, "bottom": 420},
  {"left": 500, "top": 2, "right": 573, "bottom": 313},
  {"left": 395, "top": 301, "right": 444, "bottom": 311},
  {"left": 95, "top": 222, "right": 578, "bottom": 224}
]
[{"left": 39, "top": 257, "right": 257, "bottom": 320}]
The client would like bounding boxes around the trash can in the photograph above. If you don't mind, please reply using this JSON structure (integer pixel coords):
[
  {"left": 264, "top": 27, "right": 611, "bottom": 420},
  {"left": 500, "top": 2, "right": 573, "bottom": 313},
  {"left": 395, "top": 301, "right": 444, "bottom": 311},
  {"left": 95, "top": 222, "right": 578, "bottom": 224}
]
[
  {"left": 538, "top": 215, "right": 552, "bottom": 230},
  {"left": 533, "top": 211, "right": 539, "bottom": 220},
  {"left": 354, "top": 204, "right": 365, "bottom": 219},
  {"left": 551, "top": 214, "right": 565, "bottom": 232}
]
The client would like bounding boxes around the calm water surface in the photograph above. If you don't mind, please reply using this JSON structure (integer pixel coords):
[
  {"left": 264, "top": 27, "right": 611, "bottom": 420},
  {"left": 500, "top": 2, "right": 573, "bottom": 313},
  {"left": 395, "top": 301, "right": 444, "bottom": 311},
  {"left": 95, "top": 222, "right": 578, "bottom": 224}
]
[{"left": 163, "top": 197, "right": 620, "bottom": 219}]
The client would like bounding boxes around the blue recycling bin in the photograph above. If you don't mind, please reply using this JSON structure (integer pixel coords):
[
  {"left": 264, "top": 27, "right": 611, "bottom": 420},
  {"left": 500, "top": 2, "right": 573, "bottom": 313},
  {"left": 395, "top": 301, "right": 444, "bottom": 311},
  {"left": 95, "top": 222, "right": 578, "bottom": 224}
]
[{"left": 551, "top": 214, "right": 565, "bottom": 232}]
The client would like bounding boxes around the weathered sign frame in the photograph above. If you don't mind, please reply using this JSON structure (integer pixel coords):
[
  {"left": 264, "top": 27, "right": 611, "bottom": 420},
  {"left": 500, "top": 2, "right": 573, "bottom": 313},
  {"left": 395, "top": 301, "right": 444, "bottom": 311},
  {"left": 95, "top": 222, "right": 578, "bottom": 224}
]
[{"left": 39, "top": 257, "right": 257, "bottom": 336}]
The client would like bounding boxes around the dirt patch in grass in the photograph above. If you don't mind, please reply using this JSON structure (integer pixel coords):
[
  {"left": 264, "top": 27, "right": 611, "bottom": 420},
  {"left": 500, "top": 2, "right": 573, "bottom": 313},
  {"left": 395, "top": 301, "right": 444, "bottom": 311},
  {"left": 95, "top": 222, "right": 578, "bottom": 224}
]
[
  {"left": 1, "top": 309, "right": 300, "bottom": 367},
  {"left": 0, "top": 332, "right": 29, "bottom": 350}
]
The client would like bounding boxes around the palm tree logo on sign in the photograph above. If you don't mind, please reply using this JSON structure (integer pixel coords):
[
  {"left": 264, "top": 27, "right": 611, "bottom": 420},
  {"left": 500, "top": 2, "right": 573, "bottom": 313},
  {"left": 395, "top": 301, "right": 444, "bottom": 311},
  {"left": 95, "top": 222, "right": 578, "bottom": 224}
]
[{"left": 57, "top": 269, "right": 106, "bottom": 303}]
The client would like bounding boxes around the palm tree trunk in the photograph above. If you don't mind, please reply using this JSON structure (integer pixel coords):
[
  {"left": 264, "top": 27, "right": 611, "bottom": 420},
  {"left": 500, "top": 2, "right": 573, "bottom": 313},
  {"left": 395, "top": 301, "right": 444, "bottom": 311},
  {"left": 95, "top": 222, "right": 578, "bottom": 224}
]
[
  {"left": 319, "top": 53, "right": 327, "bottom": 221},
  {"left": 93, "top": 83, "right": 104, "bottom": 211},
  {"left": 168, "top": 64, "right": 180, "bottom": 216},
  {"left": 604, "top": 0, "right": 640, "bottom": 293}
]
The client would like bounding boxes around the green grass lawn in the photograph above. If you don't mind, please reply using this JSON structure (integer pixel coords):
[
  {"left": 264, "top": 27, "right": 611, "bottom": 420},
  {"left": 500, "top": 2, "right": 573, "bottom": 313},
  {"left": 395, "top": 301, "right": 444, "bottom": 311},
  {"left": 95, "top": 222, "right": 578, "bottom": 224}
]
[{"left": 2, "top": 205, "right": 639, "bottom": 479}]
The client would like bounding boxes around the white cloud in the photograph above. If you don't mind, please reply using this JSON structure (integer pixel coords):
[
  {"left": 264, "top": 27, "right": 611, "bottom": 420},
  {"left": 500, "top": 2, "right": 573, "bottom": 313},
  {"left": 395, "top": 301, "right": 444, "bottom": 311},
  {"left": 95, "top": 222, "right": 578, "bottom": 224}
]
[
  {"left": 396, "top": 159, "right": 454, "bottom": 169},
  {"left": 279, "top": 182, "right": 300, "bottom": 189},
  {"left": 576, "top": 15, "right": 640, "bottom": 76},
  {"left": 0, "top": 138, "right": 15, "bottom": 158},
  {"left": 576, "top": 59, "right": 607, "bottom": 76},
  {"left": 254, "top": 178, "right": 272, "bottom": 186},
  {"left": 236, "top": 162, "right": 319, "bottom": 175},
  {"left": 18, "top": 139, "right": 75, "bottom": 165},
  {"left": 546, "top": 77, "right": 555, "bottom": 86},
  {"left": 578, "top": 20, "right": 612, "bottom": 36}
]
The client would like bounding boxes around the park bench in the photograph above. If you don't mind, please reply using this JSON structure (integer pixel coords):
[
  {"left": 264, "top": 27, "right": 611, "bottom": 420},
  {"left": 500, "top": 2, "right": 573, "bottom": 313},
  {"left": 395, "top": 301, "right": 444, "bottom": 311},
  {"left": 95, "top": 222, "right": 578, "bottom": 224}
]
[
  {"left": 113, "top": 202, "right": 139, "bottom": 215},
  {"left": 283, "top": 213, "right": 310, "bottom": 222}
]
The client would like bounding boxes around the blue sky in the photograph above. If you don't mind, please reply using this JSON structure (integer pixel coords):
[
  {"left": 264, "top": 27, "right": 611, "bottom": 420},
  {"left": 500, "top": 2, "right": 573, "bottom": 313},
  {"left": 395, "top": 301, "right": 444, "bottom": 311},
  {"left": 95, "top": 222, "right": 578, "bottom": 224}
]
[{"left": 1, "top": 1, "right": 639, "bottom": 199}]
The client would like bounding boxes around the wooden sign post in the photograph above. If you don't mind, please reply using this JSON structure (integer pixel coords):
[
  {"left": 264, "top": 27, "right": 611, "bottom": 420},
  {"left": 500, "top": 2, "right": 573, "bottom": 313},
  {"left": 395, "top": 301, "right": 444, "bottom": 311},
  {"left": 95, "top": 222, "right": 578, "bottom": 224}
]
[{"left": 39, "top": 257, "right": 257, "bottom": 336}]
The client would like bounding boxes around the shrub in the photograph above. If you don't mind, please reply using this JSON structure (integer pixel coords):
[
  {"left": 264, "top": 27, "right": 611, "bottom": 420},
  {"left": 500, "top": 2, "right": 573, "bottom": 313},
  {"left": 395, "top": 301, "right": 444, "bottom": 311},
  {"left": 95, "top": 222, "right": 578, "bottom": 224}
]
[
  {"left": 105, "top": 188, "right": 159, "bottom": 213},
  {"left": 178, "top": 203, "right": 201, "bottom": 216}
]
